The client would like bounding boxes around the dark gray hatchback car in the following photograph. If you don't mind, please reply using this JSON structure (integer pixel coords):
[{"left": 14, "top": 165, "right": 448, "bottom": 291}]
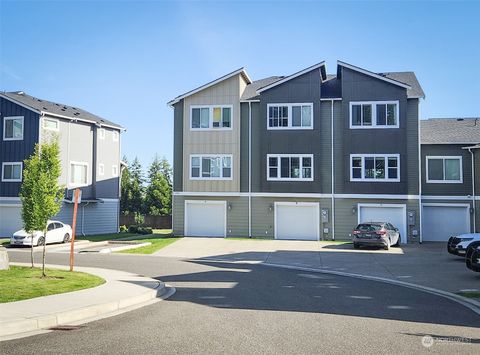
[{"left": 352, "top": 222, "right": 401, "bottom": 250}]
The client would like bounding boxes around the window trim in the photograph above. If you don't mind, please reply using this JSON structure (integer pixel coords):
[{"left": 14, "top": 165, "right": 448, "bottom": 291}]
[
  {"left": 189, "top": 154, "right": 233, "bottom": 181},
  {"left": 267, "top": 154, "right": 314, "bottom": 181},
  {"left": 426, "top": 156, "right": 463, "bottom": 184},
  {"left": 112, "top": 130, "right": 119, "bottom": 142},
  {"left": 99, "top": 128, "right": 106, "bottom": 140},
  {"left": 349, "top": 101, "right": 400, "bottom": 129},
  {"left": 42, "top": 117, "right": 59, "bottom": 131},
  {"left": 190, "top": 105, "right": 234, "bottom": 131},
  {"left": 98, "top": 163, "right": 105, "bottom": 176},
  {"left": 266, "top": 103, "right": 314, "bottom": 130},
  {"left": 1, "top": 162, "right": 23, "bottom": 182},
  {"left": 69, "top": 161, "right": 89, "bottom": 188},
  {"left": 3, "top": 116, "right": 24, "bottom": 141},
  {"left": 112, "top": 165, "right": 118, "bottom": 177},
  {"left": 350, "top": 154, "right": 400, "bottom": 182}
]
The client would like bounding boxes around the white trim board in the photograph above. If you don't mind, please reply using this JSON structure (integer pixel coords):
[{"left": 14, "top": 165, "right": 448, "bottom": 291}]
[
  {"left": 349, "top": 101, "right": 400, "bottom": 129},
  {"left": 337, "top": 61, "right": 411, "bottom": 89},
  {"left": 257, "top": 61, "right": 326, "bottom": 94},
  {"left": 425, "top": 156, "right": 463, "bottom": 184},
  {"left": 174, "top": 192, "right": 421, "bottom": 200}
]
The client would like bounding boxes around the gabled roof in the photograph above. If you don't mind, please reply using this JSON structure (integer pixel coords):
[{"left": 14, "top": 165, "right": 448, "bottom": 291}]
[
  {"left": 240, "top": 76, "right": 284, "bottom": 101},
  {"left": 167, "top": 68, "right": 252, "bottom": 106},
  {"left": 256, "top": 61, "right": 327, "bottom": 94},
  {"left": 337, "top": 61, "right": 412, "bottom": 90},
  {"left": 381, "top": 72, "right": 425, "bottom": 99},
  {"left": 0, "top": 91, "right": 123, "bottom": 130},
  {"left": 420, "top": 118, "right": 480, "bottom": 144}
]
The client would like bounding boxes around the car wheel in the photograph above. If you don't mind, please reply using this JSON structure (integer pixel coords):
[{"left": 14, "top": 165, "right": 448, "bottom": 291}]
[
  {"left": 393, "top": 234, "right": 401, "bottom": 247},
  {"left": 37, "top": 237, "right": 45, "bottom": 246},
  {"left": 384, "top": 239, "right": 390, "bottom": 250},
  {"left": 63, "top": 233, "right": 71, "bottom": 243},
  {"left": 353, "top": 243, "right": 360, "bottom": 249}
]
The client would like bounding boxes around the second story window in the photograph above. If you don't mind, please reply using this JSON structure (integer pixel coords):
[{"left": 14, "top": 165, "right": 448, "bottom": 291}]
[
  {"left": 191, "top": 105, "right": 232, "bottom": 130},
  {"left": 112, "top": 165, "right": 119, "bottom": 177},
  {"left": 112, "top": 131, "right": 119, "bottom": 142},
  {"left": 267, "top": 154, "right": 313, "bottom": 181},
  {"left": 70, "top": 162, "right": 88, "bottom": 187},
  {"left": 3, "top": 116, "right": 24, "bottom": 141},
  {"left": 99, "top": 128, "right": 106, "bottom": 139},
  {"left": 350, "top": 154, "right": 400, "bottom": 182},
  {"left": 190, "top": 155, "right": 232, "bottom": 180},
  {"left": 43, "top": 118, "right": 59, "bottom": 131},
  {"left": 426, "top": 156, "right": 462, "bottom": 183},
  {"left": 2, "top": 162, "right": 22, "bottom": 182},
  {"left": 350, "top": 101, "right": 399, "bottom": 128},
  {"left": 267, "top": 104, "right": 313, "bottom": 129}
]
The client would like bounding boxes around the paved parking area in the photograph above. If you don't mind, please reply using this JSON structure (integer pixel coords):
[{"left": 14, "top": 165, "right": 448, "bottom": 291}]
[{"left": 155, "top": 238, "right": 480, "bottom": 294}]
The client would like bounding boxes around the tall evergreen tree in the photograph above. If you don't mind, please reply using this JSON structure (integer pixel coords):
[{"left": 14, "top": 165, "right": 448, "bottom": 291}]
[
  {"left": 145, "top": 155, "right": 172, "bottom": 215},
  {"left": 120, "top": 156, "right": 132, "bottom": 215},
  {"left": 129, "top": 157, "right": 145, "bottom": 215}
]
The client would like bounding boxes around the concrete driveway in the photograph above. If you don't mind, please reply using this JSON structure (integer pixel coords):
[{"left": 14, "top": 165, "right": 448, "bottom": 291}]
[{"left": 155, "top": 238, "right": 480, "bottom": 295}]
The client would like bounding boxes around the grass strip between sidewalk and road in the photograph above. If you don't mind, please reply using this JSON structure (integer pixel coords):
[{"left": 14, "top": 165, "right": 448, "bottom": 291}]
[
  {"left": 0, "top": 266, "right": 105, "bottom": 303},
  {"left": 456, "top": 291, "right": 480, "bottom": 299},
  {"left": 118, "top": 237, "right": 180, "bottom": 254}
]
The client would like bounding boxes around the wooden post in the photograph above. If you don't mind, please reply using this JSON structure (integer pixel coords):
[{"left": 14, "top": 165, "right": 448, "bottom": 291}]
[{"left": 69, "top": 189, "right": 80, "bottom": 272}]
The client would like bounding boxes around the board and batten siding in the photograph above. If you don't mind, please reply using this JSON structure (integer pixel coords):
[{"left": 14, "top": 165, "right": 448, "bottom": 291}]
[
  {"left": 182, "top": 74, "right": 247, "bottom": 192},
  {"left": 173, "top": 195, "right": 249, "bottom": 237},
  {"left": 0, "top": 98, "right": 39, "bottom": 197}
]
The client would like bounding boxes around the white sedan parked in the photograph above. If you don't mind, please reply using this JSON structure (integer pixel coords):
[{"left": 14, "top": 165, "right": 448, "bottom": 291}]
[{"left": 10, "top": 221, "right": 73, "bottom": 247}]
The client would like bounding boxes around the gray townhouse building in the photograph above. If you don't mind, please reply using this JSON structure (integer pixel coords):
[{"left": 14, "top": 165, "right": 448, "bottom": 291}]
[
  {"left": 168, "top": 61, "right": 477, "bottom": 243},
  {"left": 0, "top": 91, "right": 123, "bottom": 236}
]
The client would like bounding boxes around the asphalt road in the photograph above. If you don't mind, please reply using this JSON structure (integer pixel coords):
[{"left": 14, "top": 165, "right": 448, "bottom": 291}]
[{"left": 2, "top": 249, "right": 480, "bottom": 354}]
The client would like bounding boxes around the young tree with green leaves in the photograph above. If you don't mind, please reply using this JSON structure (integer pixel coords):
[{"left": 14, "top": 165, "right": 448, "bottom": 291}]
[{"left": 19, "top": 141, "right": 63, "bottom": 276}]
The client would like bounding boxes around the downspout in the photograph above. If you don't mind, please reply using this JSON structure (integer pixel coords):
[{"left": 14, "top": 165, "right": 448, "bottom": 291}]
[
  {"left": 248, "top": 101, "right": 252, "bottom": 238},
  {"left": 418, "top": 102, "right": 422, "bottom": 244},
  {"left": 331, "top": 99, "right": 335, "bottom": 240},
  {"left": 469, "top": 148, "right": 476, "bottom": 232}
]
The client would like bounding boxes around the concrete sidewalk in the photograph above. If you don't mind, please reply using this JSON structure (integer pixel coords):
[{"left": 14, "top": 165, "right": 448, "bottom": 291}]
[
  {"left": 0, "top": 263, "right": 173, "bottom": 340},
  {"left": 155, "top": 238, "right": 480, "bottom": 295}
]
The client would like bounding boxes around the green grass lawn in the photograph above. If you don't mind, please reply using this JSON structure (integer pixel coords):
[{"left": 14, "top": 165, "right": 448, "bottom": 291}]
[
  {"left": 0, "top": 266, "right": 105, "bottom": 303},
  {"left": 77, "top": 229, "right": 173, "bottom": 242},
  {"left": 0, "top": 239, "right": 10, "bottom": 246},
  {"left": 456, "top": 291, "right": 480, "bottom": 299},
  {"left": 118, "top": 237, "right": 180, "bottom": 254}
]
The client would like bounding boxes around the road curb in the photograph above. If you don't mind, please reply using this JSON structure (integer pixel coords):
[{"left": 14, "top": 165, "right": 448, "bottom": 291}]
[
  {"left": 262, "top": 262, "right": 480, "bottom": 316},
  {"left": 0, "top": 263, "right": 174, "bottom": 340}
]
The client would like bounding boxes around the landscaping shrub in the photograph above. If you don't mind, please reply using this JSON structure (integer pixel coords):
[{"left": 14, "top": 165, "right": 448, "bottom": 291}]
[
  {"left": 119, "top": 225, "right": 128, "bottom": 233},
  {"left": 137, "top": 226, "right": 153, "bottom": 235},
  {"left": 128, "top": 225, "right": 139, "bottom": 234}
]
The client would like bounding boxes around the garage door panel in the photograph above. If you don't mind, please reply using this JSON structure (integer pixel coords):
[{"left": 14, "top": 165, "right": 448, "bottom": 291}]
[
  {"left": 422, "top": 205, "right": 470, "bottom": 242},
  {"left": 359, "top": 205, "right": 406, "bottom": 244},
  {"left": 276, "top": 203, "right": 319, "bottom": 241},
  {"left": 0, "top": 205, "right": 22, "bottom": 237},
  {"left": 185, "top": 201, "right": 226, "bottom": 237}
]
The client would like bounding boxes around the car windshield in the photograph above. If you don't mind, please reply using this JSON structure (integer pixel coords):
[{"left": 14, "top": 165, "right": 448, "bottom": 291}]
[{"left": 356, "top": 224, "right": 382, "bottom": 232}]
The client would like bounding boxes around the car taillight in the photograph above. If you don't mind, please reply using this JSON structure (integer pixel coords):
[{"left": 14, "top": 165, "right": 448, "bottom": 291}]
[
  {"left": 353, "top": 230, "right": 361, "bottom": 235},
  {"left": 376, "top": 230, "right": 387, "bottom": 235}
]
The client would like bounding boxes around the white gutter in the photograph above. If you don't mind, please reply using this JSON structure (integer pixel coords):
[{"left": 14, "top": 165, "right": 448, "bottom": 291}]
[
  {"left": 248, "top": 101, "right": 252, "bottom": 238},
  {"left": 469, "top": 148, "right": 476, "bottom": 232},
  {"left": 330, "top": 99, "right": 335, "bottom": 240}
]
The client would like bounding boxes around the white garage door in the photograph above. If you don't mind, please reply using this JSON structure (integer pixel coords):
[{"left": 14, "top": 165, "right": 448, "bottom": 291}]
[
  {"left": 359, "top": 204, "right": 407, "bottom": 244},
  {"left": 185, "top": 201, "right": 226, "bottom": 237},
  {"left": 275, "top": 202, "right": 319, "bottom": 240},
  {"left": 0, "top": 205, "right": 22, "bottom": 237},
  {"left": 422, "top": 204, "right": 470, "bottom": 242}
]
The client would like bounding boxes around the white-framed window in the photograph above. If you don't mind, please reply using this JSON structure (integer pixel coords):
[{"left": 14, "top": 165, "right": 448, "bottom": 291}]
[
  {"left": 190, "top": 155, "right": 232, "bottom": 180},
  {"left": 3, "top": 116, "right": 24, "bottom": 140},
  {"left": 112, "top": 130, "right": 119, "bottom": 142},
  {"left": 69, "top": 162, "right": 88, "bottom": 187},
  {"left": 350, "top": 101, "right": 399, "bottom": 129},
  {"left": 1, "top": 162, "right": 22, "bottom": 182},
  {"left": 43, "top": 117, "right": 59, "bottom": 131},
  {"left": 350, "top": 154, "right": 400, "bottom": 182},
  {"left": 190, "top": 105, "right": 233, "bottom": 130},
  {"left": 267, "top": 154, "right": 314, "bottom": 181},
  {"left": 426, "top": 156, "right": 463, "bottom": 183},
  {"left": 112, "top": 165, "right": 118, "bottom": 177},
  {"left": 99, "top": 128, "right": 106, "bottom": 140},
  {"left": 98, "top": 163, "right": 105, "bottom": 176},
  {"left": 267, "top": 103, "right": 313, "bottom": 130}
]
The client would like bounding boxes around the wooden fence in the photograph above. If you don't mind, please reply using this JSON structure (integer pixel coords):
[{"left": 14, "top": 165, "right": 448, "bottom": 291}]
[{"left": 120, "top": 214, "right": 172, "bottom": 229}]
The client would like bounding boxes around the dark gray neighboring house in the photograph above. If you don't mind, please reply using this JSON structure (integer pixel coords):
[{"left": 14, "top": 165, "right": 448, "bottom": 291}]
[
  {"left": 168, "top": 61, "right": 447, "bottom": 244},
  {"left": 0, "top": 91, "right": 124, "bottom": 236},
  {"left": 420, "top": 118, "right": 480, "bottom": 241}
]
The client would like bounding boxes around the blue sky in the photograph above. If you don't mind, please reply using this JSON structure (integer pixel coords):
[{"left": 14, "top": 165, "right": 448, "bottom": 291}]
[{"left": 1, "top": 0, "right": 479, "bottom": 169}]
